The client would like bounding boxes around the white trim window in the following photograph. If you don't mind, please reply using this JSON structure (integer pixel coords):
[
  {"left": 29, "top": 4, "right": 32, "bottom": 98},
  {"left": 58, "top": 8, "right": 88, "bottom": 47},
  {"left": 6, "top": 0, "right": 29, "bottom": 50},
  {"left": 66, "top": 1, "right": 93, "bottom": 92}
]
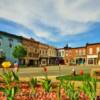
[
  {"left": 96, "top": 47, "right": 100, "bottom": 54},
  {"left": 89, "top": 48, "right": 93, "bottom": 54}
]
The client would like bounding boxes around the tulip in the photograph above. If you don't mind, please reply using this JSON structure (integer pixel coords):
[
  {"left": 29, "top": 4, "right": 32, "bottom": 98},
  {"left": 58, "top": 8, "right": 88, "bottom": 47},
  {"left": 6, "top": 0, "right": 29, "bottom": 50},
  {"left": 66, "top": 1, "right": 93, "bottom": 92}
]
[
  {"left": 2, "top": 61, "right": 11, "bottom": 68},
  {"left": 80, "top": 70, "right": 84, "bottom": 75},
  {"left": 43, "top": 67, "right": 48, "bottom": 72}
]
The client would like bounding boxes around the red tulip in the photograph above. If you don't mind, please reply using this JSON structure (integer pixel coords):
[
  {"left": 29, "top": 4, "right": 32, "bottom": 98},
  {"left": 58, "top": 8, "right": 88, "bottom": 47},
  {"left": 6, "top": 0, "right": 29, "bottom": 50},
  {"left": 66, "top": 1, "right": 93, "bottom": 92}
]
[
  {"left": 43, "top": 67, "right": 48, "bottom": 72},
  {"left": 80, "top": 70, "right": 84, "bottom": 75}
]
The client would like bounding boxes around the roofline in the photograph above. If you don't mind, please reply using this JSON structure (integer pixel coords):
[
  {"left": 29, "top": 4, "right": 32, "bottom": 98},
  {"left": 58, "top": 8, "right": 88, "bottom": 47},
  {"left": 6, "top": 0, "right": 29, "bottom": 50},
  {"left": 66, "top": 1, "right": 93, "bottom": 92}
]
[
  {"left": 86, "top": 43, "right": 100, "bottom": 46},
  {"left": 0, "top": 31, "right": 21, "bottom": 39},
  {"left": 22, "top": 37, "right": 39, "bottom": 44},
  {"left": 69, "top": 46, "right": 86, "bottom": 49}
]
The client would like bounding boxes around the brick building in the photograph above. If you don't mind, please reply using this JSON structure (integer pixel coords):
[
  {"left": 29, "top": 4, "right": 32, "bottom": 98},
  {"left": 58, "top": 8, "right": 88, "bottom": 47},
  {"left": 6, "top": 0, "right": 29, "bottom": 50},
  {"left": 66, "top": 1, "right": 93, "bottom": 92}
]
[
  {"left": 65, "top": 43, "right": 100, "bottom": 65},
  {"left": 48, "top": 46, "right": 58, "bottom": 65},
  {"left": 57, "top": 48, "right": 67, "bottom": 64},
  {"left": 21, "top": 37, "right": 39, "bottom": 66},
  {"left": 39, "top": 43, "right": 48, "bottom": 66},
  {"left": 86, "top": 43, "right": 100, "bottom": 65}
]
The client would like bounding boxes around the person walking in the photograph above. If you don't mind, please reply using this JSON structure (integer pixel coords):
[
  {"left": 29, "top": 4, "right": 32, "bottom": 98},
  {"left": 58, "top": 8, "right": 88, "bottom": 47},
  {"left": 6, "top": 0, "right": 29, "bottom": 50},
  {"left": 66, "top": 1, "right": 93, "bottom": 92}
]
[{"left": 72, "top": 66, "right": 76, "bottom": 76}]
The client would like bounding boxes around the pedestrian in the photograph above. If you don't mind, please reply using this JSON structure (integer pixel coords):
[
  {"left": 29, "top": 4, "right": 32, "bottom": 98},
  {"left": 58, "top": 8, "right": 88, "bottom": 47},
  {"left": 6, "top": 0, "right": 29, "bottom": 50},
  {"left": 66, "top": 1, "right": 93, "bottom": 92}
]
[
  {"left": 72, "top": 66, "right": 76, "bottom": 76},
  {"left": 13, "top": 61, "right": 19, "bottom": 72}
]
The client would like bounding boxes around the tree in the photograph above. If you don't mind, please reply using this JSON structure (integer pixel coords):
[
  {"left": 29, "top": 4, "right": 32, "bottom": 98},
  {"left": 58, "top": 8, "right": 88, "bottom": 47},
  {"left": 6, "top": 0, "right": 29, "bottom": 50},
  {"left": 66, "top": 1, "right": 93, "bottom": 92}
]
[{"left": 12, "top": 45, "right": 27, "bottom": 62}]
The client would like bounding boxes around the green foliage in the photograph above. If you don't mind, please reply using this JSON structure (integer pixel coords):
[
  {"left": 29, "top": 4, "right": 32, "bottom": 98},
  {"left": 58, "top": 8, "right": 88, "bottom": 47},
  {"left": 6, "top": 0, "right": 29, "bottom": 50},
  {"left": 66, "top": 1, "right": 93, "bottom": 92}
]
[
  {"left": 42, "top": 78, "right": 51, "bottom": 93},
  {"left": 81, "top": 78, "right": 96, "bottom": 100},
  {"left": 60, "top": 80, "right": 79, "bottom": 100},
  {"left": 42, "top": 72, "right": 52, "bottom": 92},
  {"left": 29, "top": 78, "right": 38, "bottom": 94},
  {"left": 57, "top": 73, "right": 94, "bottom": 81},
  {"left": 66, "top": 82, "right": 79, "bottom": 100},
  {"left": 0, "top": 71, "right": 19, "bottom": 100},
  {"left": 57, "top": 82, "right": 61, "bottom": 100},
  {"left": 30, "top": 78, "right": 37, "bottom": 87},
  {"left": 12, "top": 45, "right": 27, "bottom": 59}
]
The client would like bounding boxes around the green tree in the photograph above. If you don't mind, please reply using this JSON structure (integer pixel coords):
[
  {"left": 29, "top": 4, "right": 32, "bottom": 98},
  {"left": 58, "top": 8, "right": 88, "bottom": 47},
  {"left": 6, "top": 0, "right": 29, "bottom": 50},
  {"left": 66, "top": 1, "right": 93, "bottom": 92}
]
[{"left": 12, "top": 45, "right": 27, "bottom": 63}]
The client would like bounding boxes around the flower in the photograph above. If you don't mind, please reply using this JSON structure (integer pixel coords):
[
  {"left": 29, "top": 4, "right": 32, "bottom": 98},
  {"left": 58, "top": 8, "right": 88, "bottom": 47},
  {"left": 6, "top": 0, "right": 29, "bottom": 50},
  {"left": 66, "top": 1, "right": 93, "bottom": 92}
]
[
  {"left": 43, "top": 67, "right": 48, "bottom": 72},
  {"left": 80, "top": 70, "right": 84, "bottom": 75},
  {"left": 2, "top": 61, "right": 11, "bottom": 68}
]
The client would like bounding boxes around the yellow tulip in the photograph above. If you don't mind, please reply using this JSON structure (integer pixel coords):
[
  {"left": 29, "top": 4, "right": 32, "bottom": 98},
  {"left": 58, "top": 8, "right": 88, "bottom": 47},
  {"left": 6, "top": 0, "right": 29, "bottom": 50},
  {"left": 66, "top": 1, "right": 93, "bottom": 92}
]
[{"left": 2, "top": 61, "right": 11, "bottom": 68}]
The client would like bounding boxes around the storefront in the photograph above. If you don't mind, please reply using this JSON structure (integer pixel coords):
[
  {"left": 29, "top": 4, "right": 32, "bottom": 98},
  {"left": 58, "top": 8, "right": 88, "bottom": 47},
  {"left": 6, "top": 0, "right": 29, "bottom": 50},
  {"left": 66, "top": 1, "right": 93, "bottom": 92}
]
[
  {"left": 87, "top": 55, "right": 98, "bottom": 65},
  {"left": 76, "top": 58, "right": 86, "bottom": 65}
]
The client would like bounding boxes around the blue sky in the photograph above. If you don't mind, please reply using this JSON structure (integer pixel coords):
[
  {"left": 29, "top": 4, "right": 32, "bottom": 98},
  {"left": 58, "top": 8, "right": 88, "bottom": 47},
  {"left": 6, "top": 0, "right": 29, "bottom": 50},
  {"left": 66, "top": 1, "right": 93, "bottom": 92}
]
[{"left": 0, "top": 0, "right": 100, "bottom": 48}]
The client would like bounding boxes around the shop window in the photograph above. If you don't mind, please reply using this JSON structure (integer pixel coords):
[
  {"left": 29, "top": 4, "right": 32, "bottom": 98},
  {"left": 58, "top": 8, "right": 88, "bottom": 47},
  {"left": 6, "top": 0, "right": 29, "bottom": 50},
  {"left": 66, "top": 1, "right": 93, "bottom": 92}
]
[{"left": 88, "top": 58, "right": 93, "bottom": 64}]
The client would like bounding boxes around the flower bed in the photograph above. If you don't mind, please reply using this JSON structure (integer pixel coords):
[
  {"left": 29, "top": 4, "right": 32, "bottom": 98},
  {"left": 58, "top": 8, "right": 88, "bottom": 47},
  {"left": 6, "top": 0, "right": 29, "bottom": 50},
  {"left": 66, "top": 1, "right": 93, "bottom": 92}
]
[
  {"left": 0, "top": 82, "right": 93, "bottom": 100},
  {"left": 0, "top": 63, "right": 99, "bottom": 100}
]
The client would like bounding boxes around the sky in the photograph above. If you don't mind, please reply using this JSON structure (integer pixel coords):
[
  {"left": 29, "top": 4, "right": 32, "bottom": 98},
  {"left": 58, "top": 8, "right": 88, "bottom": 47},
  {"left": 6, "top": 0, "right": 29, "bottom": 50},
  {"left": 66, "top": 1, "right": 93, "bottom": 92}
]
[{"left": 0, "top": 0, "right": 100, "bottom": 48}]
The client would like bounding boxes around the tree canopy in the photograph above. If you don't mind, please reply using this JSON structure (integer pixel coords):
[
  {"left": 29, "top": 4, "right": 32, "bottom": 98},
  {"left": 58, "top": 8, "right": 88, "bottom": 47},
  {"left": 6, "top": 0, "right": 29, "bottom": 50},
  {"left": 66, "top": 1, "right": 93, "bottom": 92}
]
[{"left": 12, "top": 45, "right": 27, "bottom": 59}]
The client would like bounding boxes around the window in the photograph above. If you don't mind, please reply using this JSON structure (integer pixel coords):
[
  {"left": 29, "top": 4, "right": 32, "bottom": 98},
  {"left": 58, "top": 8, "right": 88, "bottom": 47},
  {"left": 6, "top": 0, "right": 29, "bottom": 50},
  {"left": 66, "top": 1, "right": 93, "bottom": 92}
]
[
  {"left": 79, "top": 49, "right": 82, "bottom": 55},
  {"left": 96, "top": 47, "right": 100, "bottom": 54},
  {"left": 83, "top": 49, "right": 85, "bottom": 55},
  {"left": 39, "top": 50, "right": 41, "bottom": 54},
  {"left": 89, "top": 48, "right": 93, "bottom": 54},
  {"left": 88, "top": 58, "right": 93, "bottom": 64},
  {"left": 62, "top": 51, "right": 64, "bottom": 56},
  {"left": 28, "top": 52, "right": 32, "bottom": 57},
  {"left": 35, "top": 49, "right": 37, "bottom": 53},
  {"left": 58, "top": 52, "right": 61, "bottom": 56},
  {"left": 76, "top": 50, "right": 78, "bottom": 55},
  {"left": 8, "top": 38, "right": 13, "bottom": 48}
]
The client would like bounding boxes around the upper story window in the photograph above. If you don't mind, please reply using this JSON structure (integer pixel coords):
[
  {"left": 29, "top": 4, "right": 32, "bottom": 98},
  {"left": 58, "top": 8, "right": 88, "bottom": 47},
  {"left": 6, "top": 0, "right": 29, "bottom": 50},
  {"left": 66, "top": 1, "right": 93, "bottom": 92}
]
[
  {"left": 8, "top": 38, "right": 13, "bottom": 48},
  {"left": 39, "top": 50, "right": 41, "bottom": 54},
  {"left": 35, "top": 49, "right": 38, "bottom": 53},
  {"left": 58, "top": 52, "right": 61, "bottom": 56},
  {"left": 79, "top": 49, "right": 82, "bottom": 55},
  {"left": 96, "top": 47, "right": 100, "bottom": 54},
  {"left": 46, "top": 51, "right": 47, "bottom": 55},
  {"left": 83, "top": 49, "right": 85, "bottom": 55},
  {"left": 76, "top": 50, "right": 78, "bottom": 55},
  {"left": 28, "top": 52, "right": 32, "bottom": 57},
  {"left": 89, "top": 48, "right": 93, "bottom": 54},
  {"left": 61, "top": 51, "right": 64, "bottom": 56}
]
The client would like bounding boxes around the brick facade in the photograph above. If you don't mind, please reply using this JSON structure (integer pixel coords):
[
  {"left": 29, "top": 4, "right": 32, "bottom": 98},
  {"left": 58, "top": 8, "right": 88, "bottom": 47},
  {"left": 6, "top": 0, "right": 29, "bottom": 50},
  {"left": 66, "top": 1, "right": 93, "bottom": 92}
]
[
  {"left": 21, "top": 38, "right": 39, "bottom": 66},
  {"left": 65, "top": 43, "right": 100, "bottom": 65},
  {"left": 86, "top": 43, "right": 100, "bottom": 65}
]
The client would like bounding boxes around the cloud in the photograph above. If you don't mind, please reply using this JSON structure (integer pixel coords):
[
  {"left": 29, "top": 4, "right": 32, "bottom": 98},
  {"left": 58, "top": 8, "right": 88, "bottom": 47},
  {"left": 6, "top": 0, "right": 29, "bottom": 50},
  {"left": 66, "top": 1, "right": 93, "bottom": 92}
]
[{"left": 0, "top": 0, "right": 100, "bottom": 42}]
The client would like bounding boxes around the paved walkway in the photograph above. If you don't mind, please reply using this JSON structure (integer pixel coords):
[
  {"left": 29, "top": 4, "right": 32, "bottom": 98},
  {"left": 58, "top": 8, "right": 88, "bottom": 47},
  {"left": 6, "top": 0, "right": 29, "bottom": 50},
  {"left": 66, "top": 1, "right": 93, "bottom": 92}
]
[
  {"left": 0, "top": 65, "right": 100, "bottom": 96},
  {"left": 0, "top": 65, "right": 100, "bottom": 78}
]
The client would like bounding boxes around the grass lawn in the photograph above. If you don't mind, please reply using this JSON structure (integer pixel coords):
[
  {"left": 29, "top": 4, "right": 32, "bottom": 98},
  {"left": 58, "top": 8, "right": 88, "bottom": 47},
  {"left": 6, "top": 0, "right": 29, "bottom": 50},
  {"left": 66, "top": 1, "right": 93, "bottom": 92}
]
[{"left": 56, "top": 73, "right": 100, "bottom": 81}]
